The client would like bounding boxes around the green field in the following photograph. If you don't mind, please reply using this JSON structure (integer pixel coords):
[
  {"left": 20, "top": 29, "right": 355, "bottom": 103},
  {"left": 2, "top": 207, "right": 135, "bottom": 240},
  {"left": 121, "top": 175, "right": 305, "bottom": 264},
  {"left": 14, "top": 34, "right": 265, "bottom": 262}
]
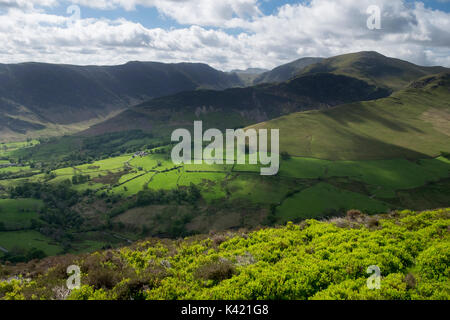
[
  {"left": 2, "top": 150, "right": 449, "bottom": 219},
  {"left": 111, "top": 172, "right": 153, "bottom": 196},
  {"left": 280, "top": 156, "right": 450, "bottom": 197},
  {"left": 69, "top": 155, "right": 131, "bottom": 174},
  {"left": 129, "top": 154, "right": 173, "bottom": 171},
  {"left": 0, "top": 140, "right": 39, "bottom": 157},
  {"left": 0, "top": 199, "right": 43, "bottom": 230},
  {"left": 226, "top": 174, "right": 293, "bottom": 205},
  {"left": 0, "top": 230, "right": 62, "bottom": 256},
  {"left": 148, "top": 171, "right": 181, "bottom": 190},
  {"left": 179, "top": 171, "right": 228, "bottom": 202},
  {"left": 0, "top": 166, "right": 33, "bottom": 174},
  {"left": 276, "top": 182, "right": 390, "bottom": 221}
]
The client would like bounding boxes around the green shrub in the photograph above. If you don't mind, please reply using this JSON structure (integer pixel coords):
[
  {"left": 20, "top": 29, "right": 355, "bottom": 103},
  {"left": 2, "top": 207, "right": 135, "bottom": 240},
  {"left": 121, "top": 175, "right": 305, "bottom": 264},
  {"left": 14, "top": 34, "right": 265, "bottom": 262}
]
[{"left": 195, "top": 258, "right": 236, "bottom": 284}]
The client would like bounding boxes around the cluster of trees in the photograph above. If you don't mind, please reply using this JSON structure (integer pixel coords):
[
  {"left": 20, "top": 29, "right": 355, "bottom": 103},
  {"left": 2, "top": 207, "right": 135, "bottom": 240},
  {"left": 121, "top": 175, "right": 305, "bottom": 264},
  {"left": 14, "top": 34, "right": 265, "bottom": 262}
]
[
  {"left": 0, "top": 172, "right": 12, "bottom": 180},
  {"left": 13, "top": 130, "right": 168, "bottom": 170},
  {"left": 10, "top": 181, "right": 79, "bottom": 206},
  {"left": 3, "top": 178, "right": 203, "bottom": 263},
  {"left": 0, "top": 171, "right": 36, "bottom": 181},
  {"left": 108, "top": 184, "right": 201, "bottom": 220},
  {"left": 81, "top": 130, "right": 162, "bottom": 160},
  {"left": 1, "top": 248, "right": 46, "bottom": 264},
  {"left": 72, "top": 174, "right": 90, "bottom": 185},
  {"left": 148, "top": 148, "right": 169, "bottom": 155},
  {"left": 280, "top": 151, "right": 291, "bottom": 161},
  {"left": 136, "top": 184, "right": 201, "bottom": 206}
]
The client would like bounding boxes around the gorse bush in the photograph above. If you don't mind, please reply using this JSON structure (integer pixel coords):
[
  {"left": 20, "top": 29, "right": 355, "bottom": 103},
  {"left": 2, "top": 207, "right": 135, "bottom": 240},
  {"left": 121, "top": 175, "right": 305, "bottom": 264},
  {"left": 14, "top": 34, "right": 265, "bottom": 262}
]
[
  {"left": 195, "top": 258, "right": 236, "bottom": 284},
  {"left": 0, "top": 208, "right": 448, "bottom": 300}
]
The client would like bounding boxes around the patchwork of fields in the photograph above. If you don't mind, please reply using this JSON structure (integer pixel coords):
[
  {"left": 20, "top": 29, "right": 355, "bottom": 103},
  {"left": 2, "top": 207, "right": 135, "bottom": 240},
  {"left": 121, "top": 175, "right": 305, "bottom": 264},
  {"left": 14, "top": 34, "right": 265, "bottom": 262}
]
[
  {"left": 5, "top": 151, "right": 449, "bottom": 199},
  {"left": 1, "top": 140, "right": 449, "bottom": 258}
]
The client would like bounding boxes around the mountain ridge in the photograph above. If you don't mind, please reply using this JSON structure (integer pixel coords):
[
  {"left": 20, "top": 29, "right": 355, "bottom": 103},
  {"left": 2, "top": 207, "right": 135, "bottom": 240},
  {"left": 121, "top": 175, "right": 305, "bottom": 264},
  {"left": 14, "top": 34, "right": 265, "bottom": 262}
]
[
  {"left": 83, "top": 72, "right": 390, "bottom": 137},
  {"left": 0, "top": 61, "right": 243, "bottom": 141},
  {"left": 2, "top": 51, "right": 449, "bottom": 142},
  {"left": 253, "top": 57, "right": 324, "bottom": 84},
  {"left": 298, "top": 51, "right": 449, "bottom": 91},
  {"left": 83, "top": 51, "right": 447, "bottom": 139}
]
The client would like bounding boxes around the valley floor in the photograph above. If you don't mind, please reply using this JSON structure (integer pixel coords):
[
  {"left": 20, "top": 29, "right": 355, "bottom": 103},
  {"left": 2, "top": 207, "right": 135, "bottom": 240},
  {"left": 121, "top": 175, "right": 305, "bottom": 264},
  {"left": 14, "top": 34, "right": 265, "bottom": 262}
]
[{"left": 0, "top": 145, "right": 449, "bottom": 260}]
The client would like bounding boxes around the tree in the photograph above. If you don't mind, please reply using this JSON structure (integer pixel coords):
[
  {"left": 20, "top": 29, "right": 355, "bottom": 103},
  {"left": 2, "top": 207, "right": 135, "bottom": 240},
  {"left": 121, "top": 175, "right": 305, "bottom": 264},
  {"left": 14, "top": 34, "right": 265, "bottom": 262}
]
[{"left": 281, "top": 151, "right": 291, "bottom": 161}]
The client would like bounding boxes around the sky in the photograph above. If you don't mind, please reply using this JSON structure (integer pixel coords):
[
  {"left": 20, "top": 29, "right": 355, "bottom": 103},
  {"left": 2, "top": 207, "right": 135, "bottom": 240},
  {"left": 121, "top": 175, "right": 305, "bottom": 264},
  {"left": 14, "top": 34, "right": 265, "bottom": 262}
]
[{"left": 0, "top": 0, "right": 449, "bottom": 70}]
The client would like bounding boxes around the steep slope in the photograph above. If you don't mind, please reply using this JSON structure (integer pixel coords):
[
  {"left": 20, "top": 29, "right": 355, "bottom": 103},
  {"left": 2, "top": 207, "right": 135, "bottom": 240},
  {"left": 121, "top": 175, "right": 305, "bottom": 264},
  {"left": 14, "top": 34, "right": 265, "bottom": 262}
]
[
  {"left": 253, "top": 57, "right": 324, "bottom": 84},
  {"left": 0, "top": 61, "right": 242, "bottom": 140},
  {"left": 249, "top": 73, "right": 450, "bottom": 160},
  {"left": 84, "top": 73, "right": 390, "bottom": 137},
  {"left": 299, "top": 51, "right": 449, "bottom": 91}
]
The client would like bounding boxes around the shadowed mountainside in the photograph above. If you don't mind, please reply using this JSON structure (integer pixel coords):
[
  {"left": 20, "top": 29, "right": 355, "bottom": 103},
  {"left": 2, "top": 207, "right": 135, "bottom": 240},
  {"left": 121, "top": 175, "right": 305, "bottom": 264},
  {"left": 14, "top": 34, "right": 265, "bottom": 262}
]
[
  {"left": 83, "top": 72, "right": 390, "bottom": 137},
  {"left": 0, "top": 61, "right": 243, "bottom": 141}
]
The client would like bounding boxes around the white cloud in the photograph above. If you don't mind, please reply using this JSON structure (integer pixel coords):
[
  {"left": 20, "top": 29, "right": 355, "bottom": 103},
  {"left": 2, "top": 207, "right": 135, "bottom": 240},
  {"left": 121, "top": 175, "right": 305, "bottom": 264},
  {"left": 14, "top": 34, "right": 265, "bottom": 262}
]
[
  {"left": 0, "top": 0, "right": 57, "bottom": 10},
  {"left": 0, "top": 0, "right": 449, "bottom": 70},
  {"left": 69, "top": 0, "right": 262, "bottom": 25}
]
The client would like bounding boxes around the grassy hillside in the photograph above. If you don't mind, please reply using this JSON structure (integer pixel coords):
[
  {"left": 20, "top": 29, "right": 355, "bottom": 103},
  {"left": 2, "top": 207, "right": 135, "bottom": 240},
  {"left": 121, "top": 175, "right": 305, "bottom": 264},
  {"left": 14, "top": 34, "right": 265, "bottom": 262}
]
[
  {"left": 300, "top": 51, "right": 449, "bottom": 91},
  {"left": 249, "top": 73, "right": 450, "bottom": 160},
  {"left": 0, "top": 208, "right": 448, "bottom": 300}
]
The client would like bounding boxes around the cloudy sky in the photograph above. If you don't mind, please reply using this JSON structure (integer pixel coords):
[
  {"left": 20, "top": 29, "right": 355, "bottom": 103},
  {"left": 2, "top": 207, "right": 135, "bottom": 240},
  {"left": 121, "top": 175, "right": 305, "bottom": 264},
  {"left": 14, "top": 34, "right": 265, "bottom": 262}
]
[{"left": 1, "top": 0, "right": 449, "bottom": 70}]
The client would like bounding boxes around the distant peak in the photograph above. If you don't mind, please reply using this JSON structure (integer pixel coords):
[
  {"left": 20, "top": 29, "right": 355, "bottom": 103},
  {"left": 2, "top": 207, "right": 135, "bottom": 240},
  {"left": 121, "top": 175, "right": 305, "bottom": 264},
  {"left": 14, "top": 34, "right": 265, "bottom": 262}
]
[
  {"left": 230, "top": 68, "right": 268, "bottom": 74},
  {"left": 339, "top": 51, "right": 386, "bottom": 59}
]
